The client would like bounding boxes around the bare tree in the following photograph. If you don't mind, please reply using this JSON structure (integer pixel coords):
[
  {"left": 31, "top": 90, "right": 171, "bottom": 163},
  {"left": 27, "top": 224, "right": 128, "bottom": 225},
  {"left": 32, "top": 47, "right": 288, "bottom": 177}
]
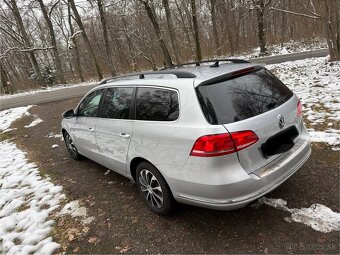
[
  {"left": 0, "top": 0, "right": 332, "bottom": 94},
  {"left": 96, "top": 0, "right": 116, "bottom": 76},
  {"left": 190, "top": 0, "right": 202, "bottom": 61},
  {"left": 4, "top": 0, "right": 42, "bottom": 84},
  {"left": 68, "top": 0, "right": 103, "bottom": 80},
  {"left": 209, "top": 0, "right": 221, "bottom": 56},
  {"left": 67, "top": 1, "right": 84, "bottom": 82},
  {"left": 162, "top": 0, "right": 180, "bottom": 64},
  {"left": 139, "top": 0, "right": 173, "bottom": 67},
  {"left": 252, "top": 0, "right": 272, "bottom": 55},
  {"left": 37, "top": 0, "right": 66, "bottom": 84},
  {"left": 0, "top": 61, "right": 12, "bottom": 94}
]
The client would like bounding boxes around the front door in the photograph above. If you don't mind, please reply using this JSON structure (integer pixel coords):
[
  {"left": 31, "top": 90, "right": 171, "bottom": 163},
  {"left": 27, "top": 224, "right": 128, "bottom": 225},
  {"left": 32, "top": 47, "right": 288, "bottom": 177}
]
[
  {"left": 71, "top": 89, "right": 104, "bottom": 163},
  {"left": 95, "top": 87, "right": 135, "bottom": 174}
]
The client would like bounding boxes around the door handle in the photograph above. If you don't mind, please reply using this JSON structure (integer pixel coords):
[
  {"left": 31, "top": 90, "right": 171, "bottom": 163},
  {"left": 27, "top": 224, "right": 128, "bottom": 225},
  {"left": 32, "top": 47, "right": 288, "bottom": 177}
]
[
  {"left": 89, "top": 127, "right": 95, "bottom": 132},
  {"left": 119, "top": 133, "right": 130, "bottom": 139}
]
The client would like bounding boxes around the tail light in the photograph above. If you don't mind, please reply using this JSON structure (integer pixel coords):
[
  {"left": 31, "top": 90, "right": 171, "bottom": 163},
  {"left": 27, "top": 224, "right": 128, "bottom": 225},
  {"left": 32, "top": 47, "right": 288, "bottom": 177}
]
[
  {"left": 190, "top": 131, "right": 258, "bottom": 157},
  {"left": 297, "top": 99, "right": 302, "bottom": 117}
]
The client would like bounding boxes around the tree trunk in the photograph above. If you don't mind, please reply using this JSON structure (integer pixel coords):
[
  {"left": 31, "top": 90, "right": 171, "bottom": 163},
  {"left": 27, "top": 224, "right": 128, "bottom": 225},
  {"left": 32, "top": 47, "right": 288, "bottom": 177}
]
[
  {"left": 256, "top": 0, "right": 267, "bottom": 55},
  {"left": 140, "top": 0, "right": 173, "bottom": 67},
  {"left": 190, "top": 0, "right": 202, "bottom": 61},
  {"left": 69, "top": 0, "right": 103, "bottom": 80},
  {"left": 67, "top": 1, "right": 84, "bottom": 82},
  {"left": 37, "top": 0, "right": 66, "bottom": 84},
  {"left": 280, "top": 10, "right": 286, "bottom": 47},
  {"left": 174, "top": 0, "right": 195, "bottom": 58},
  {"left": 322, "top": 0, "right": 340, "bottom": 61},
  {"left": 210, "top": 0, "right": 220, "bottom": 56},
  {"left": 0, "top": 61, "right": 13, "bottom": 94},
  {"left": 97, "top": 0, "right": 116, "bottom": 76},
  {"left": 7, "top": 0, "right": 42, "bottom": 85},
  {"left": 162, "top": 0, "right": 180, "bottom": 64}
]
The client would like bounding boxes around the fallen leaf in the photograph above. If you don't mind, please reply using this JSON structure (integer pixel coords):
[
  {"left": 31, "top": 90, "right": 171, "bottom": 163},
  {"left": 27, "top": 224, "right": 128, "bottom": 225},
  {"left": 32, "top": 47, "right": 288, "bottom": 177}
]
[{"left": 88, "top": 236, "right": 99, "bottom": 244}]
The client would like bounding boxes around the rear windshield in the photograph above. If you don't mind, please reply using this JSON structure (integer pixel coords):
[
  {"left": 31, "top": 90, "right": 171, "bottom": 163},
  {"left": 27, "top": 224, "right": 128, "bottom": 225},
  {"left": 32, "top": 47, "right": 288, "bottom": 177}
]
[{"left": 196, "top": 68, "right": 293, "bottom": 124}]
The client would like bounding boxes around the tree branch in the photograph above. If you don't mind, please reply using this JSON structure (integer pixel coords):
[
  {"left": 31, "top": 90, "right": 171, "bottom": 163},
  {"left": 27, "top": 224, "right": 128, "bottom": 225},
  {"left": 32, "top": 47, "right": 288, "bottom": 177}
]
[
  {"left": 296, "top": 0, "right": 321, "bottom": 18},
  {"left": 49, "top": 0, "right": 61, "bottom": 17},
  {"left": 0, "top": 46, "right": 55, "bottom": 59},
  {"left": 67, "top": 30, "right": 83, "bottom": 49},
  {"left": 269, "top": 6, "right": 320, "bottom": 20}
]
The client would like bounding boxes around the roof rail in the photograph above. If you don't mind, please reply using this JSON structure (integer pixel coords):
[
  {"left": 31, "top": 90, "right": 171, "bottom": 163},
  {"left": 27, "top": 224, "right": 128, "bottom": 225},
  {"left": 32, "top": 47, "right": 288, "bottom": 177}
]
[
  {"left": 100, "top": 70, "right": 196, "bottom": 84},
  {"left": 163, "top": 58, "right": 250, "bottom": 69}
]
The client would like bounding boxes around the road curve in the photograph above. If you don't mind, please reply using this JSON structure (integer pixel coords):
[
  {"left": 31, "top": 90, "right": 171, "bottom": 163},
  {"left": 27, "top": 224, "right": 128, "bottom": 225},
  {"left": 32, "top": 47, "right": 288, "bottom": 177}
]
[{"left": 0, "top": 49, "right": 328, "bottom": 110}]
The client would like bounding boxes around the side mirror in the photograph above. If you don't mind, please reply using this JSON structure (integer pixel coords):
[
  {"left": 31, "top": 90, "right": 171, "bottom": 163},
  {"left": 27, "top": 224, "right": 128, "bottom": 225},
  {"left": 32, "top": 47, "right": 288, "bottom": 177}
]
[{"left": 63, "top": 109, "right": 75, "bottom": 119}]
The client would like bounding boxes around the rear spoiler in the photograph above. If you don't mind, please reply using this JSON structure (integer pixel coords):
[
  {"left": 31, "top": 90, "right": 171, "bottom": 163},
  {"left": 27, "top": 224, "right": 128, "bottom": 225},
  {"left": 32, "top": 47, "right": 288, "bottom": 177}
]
[{"left": 198, "top": 65, "right": 263, "bottom": 86}]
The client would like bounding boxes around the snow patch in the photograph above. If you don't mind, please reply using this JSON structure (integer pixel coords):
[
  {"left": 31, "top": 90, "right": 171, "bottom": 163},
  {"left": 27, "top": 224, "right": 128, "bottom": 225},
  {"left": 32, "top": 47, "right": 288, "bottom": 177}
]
[
  {"left": 1, "top": 128, "right": 17, "bottom": 134},
  {"left": 24, "top": 115, "right": 43, "bottom": 128},
  {"left": 309, "top": 131, "right": 340, "bottom": 150},
  {"left": 0, "top": 106, "right": 94, "bottom": 253},
  {"left": 51, "top": 144, "right": 59, "bottom": 149},
  {"left": 0, "top": 141, "right": 65, "bottom": 254},
  {"left": 0, "top": 106, "right": 32, "bottom": 132},
  {"left": 254, "top": 197, "right": 340, "bottom": 233},
  {"left": 59, "top": 200, "right": 94, "bottom": 225},
  {"left": 46, "top": 132, "right": 63, "bottom": 141}
]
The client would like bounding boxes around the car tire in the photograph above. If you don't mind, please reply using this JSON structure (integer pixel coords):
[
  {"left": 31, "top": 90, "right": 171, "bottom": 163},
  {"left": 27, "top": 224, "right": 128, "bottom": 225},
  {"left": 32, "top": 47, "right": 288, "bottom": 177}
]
[
  {"left": 63, "top": 131, "right": 82, "bottom": 160},
  {"left": 136, "top": 162, "right": 175, "bottom": 215}
]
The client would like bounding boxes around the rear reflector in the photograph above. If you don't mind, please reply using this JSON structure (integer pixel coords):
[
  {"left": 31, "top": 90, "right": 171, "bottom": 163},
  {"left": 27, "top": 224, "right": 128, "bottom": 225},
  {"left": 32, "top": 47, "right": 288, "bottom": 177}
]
[
  {"left": 297, "top": 99, "right": 302, "bottom": 117},
  {"left": 190, "top": 131, "right": 258, "bottom": 157}
]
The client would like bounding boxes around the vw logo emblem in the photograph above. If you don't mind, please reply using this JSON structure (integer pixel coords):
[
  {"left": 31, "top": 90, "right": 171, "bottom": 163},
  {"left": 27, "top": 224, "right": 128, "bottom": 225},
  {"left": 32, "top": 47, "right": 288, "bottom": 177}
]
[{"left": 278, "top": 114, "right": 285, "bottom": 129}]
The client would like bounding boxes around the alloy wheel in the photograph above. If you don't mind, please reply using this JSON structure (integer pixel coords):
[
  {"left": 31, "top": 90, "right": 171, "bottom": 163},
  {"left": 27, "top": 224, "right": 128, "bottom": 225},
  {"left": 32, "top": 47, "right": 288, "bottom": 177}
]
[
  {"left": 138, "top": 169, "right": 164, "bottom": 209},
  {"left": 65, "top": 134, "right": 78, "bottom": 158}
]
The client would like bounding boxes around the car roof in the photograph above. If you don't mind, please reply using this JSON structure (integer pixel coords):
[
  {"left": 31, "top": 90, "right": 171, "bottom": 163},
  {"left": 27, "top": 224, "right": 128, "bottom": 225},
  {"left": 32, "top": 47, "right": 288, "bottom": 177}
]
[{"left": 97, "top": 60, "right": 261, "bottom": 89}]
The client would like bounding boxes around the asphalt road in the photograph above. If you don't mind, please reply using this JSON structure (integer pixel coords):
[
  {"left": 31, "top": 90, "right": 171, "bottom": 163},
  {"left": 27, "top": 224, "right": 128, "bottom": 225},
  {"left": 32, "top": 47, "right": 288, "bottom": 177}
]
[
  {"left": 0, "top": 48, "right": 328, "bottom": 111},
  {"left": 8, "top": 98, "right": 339, "bottom": 254}
]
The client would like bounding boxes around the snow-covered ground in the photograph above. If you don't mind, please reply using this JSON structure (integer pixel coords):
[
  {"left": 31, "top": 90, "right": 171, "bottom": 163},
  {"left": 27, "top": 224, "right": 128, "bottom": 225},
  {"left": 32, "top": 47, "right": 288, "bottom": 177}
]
[
  {"left": 267, "top": 57, "right": 340, "bottom": 150},
  {"left": 253, "top": 197, "right": 340, "bottom": 233},
  {"left": 238, "top": 38, "right": 327, "bottom": 59},
  {"left": 0, "top": 141, "right": 64, "bottom": 254},
  {"left": 0, "top": 107, "right": 92, "bottom": 254},
  {"left": 0, "top": 106, "right": 32, "bottom": 132}
]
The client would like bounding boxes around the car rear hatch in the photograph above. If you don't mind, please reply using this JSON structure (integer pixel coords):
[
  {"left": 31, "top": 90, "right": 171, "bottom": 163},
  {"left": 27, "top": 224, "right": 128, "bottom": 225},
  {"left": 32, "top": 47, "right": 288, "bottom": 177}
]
[{"left": 196, "top": 67, "right": 303, "bottom": 173}]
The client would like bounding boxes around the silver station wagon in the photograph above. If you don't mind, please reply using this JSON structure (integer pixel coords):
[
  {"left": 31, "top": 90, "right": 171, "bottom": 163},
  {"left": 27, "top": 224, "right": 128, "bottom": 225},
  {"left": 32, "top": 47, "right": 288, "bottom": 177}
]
[{"left": 62, "top": 59, "right": 311, "bottom": 215}]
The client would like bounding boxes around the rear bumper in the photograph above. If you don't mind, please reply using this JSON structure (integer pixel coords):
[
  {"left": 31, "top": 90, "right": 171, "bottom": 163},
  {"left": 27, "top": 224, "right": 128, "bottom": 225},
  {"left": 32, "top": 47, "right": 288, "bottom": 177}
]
[{"left": 163, "top": 129, "right": 311, "bottom": 210}]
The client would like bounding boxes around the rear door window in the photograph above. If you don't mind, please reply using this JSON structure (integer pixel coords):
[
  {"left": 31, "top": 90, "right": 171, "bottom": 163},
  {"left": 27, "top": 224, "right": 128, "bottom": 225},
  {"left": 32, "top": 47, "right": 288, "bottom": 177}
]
[
  {"left": 196, "top": 68, "right": 293, "bottom": 124},
  {"left": 136, "top": 87, "right": 179, "bottom": 121},
  {"left": 101, "top": 87, "right": 134, "bottom": 119}
]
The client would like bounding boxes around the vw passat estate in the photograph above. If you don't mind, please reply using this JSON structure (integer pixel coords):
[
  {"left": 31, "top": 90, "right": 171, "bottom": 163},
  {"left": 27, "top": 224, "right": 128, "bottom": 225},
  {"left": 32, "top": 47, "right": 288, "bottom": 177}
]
[{"left": 62, "top": 59, "right": 311, "bottom": 215}]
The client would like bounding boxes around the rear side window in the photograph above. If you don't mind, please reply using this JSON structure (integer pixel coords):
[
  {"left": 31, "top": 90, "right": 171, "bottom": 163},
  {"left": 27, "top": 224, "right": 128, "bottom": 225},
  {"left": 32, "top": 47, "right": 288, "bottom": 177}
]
[
  {"left": 136, "top": 88, "right": 179, "bottom": 121},
  {"left": 101, "top": 87, "right": 134, "bottom": 119},
  {"left": 196, "top": 68, "right": 293, "bottom": 124}
]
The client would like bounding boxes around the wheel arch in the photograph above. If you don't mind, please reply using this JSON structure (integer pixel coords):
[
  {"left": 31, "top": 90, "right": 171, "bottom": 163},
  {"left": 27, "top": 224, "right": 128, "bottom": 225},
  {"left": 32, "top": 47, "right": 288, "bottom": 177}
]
[{"left": 130, "top": 157, "right": 151, "bottom": 182}]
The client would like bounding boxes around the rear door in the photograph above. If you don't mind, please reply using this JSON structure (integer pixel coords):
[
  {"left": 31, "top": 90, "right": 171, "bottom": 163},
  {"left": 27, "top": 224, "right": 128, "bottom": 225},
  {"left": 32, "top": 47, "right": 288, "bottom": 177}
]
[
  {"left": 196, "top": 68, "right": 303, "bottom": 173},
  {"left": 95, "top": 87, "right": 135, "bottom": 175}
]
